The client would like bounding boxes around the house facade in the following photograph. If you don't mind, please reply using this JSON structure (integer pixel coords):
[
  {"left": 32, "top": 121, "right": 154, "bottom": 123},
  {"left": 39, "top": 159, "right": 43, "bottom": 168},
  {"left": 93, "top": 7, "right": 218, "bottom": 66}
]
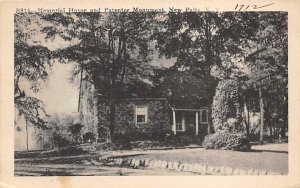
[
  {"left": 79, "top": 82, "right": 211, "bottom": 142},
  {"left": 78, "top": 71, "right": 212, "bottom": 142}
]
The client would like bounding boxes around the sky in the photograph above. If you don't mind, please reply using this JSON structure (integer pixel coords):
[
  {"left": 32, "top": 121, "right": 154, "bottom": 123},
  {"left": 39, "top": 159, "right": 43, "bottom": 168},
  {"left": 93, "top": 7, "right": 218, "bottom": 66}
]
[
  {"left": 38, "top": 62, "right": 79, "bottom": 114},
  {"left": 21, "top": 62, "right": 79, "bottom": 115}
]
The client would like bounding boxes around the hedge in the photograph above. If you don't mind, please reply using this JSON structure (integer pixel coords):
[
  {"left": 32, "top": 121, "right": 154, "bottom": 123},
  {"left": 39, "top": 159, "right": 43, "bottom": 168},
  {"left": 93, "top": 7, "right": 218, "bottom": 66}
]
[{"left": 202, "top": 131, "right": 251, "bottom": 151}]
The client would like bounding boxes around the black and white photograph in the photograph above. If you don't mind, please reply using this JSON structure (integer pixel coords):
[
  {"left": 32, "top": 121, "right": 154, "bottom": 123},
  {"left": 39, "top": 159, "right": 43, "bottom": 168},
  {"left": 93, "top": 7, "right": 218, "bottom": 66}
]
[{"left": 13, "top": 11, "right": 288, "bottom": 176}]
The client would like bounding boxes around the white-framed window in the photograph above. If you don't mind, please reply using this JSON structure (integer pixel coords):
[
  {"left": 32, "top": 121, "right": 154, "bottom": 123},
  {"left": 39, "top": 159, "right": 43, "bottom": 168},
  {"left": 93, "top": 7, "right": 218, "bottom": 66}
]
[
  {"left": 135, "top": 106, "right": 148, "bottom": 124},
  {"left": 175, "top": 113, "right": 185, "bottom": 131},
  {"left": 176, "top": 123, "right": 184, "bottom": 131},
  {"left": 201, "top": 109, "right": 208, "bottom": 123}
]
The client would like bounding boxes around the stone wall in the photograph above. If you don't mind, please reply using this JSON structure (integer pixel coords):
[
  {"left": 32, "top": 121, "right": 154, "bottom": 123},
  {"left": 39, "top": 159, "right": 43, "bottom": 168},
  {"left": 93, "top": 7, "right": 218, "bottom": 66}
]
[
  {"left": 105, "top": 157, "right": 282, "bottom": 175},
  {"left": 113, "top": 99, "right": 172, "bottom": 137},
  {"left": 80, "top": 82, "right": 173, "bottom": 141}
]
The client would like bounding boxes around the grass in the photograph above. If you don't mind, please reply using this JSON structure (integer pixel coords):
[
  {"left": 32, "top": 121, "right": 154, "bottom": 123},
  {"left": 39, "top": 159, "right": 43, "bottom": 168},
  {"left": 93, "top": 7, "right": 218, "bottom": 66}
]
[
  {"left": 15, "top": 142, "right": 288, "bottom": 174},
  {"left": 127, "top": 145, "right": 288, "bottom": 173}
]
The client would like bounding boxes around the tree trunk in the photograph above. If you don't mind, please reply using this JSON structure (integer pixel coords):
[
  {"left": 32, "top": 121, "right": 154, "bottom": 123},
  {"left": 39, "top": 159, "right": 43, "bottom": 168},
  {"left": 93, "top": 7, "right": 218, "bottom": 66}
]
[
  {"left": 77, "top": 68, "right": 83, "bottom": 112},
  {"left": 108, "top": 99, "right": 116, "bottom": 143},
  {"left": 26, "top": 120, "right": 29, "bottom": 151},
  {"left": 245, "top": 102, "right": 250, "bottom": 137},
  {"left": 259, "top": 81, "right": 264, "bottom": 144}
]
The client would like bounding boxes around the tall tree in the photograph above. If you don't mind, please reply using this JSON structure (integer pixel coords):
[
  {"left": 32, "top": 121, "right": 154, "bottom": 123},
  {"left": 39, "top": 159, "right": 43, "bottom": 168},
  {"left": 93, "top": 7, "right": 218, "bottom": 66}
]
[
  {"left": 244, "top": 12, "right": 288, "bottom": 140},
  {"left": 14, "top": 13, "right": 52, "bottom": 129},
  {"left": 153, "top": 12, "right": 258, "bottom": 78},
  {"left": 41, "top": 12, "right": 157, "bottom": 142}
]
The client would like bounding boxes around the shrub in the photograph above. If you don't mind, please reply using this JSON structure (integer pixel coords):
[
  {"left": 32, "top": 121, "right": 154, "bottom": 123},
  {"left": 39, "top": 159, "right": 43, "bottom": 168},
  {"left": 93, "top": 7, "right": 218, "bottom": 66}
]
[
  {"left": 175, "top": 135, "right": 196, "bottom": 146},
  {"left": 68, "top": 123, "right": 84, "bottom": 143},
  {"left": 83, "top": 132, "right": 96, "bottom": 143},
  {"left": 212, "top": 79, "right": 244, "bottom": 131},
  {"left": 51, "top": 132, "right": 74, "bottom": 148},
  {"left": 89, "top": 142, "right": 132, "bottom": 151},
  {"left": 202, "top": 131, "right": 251, "bottom": 151}
]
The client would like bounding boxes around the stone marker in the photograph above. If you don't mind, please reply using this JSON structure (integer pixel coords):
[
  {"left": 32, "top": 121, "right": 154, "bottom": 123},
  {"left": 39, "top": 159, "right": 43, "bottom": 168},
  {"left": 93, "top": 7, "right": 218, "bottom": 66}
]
[
  {"left": 173, "top": 162, "right": 180, "bottom": 171},
  {"left": 130, "top": 158, "right": 136, "bottom": 167},
  {"left": 134, "top": 159, "right": 140, "bottom": 168},
  {"left": 219, "top": 166, "right": 226, "bottom": 175},
  {"left": 207, "top": 166, "right": 215, "bottom": 174},
  {"left": 239, "top": 169, "right": 247, "bottom": 175},
  {"left": 149, "top": 160, "right": 155, "bottom": 168},
  {"left": 225, "top": 167, "right": 233, "bottom": 175},
  {"left": 167, "top": 161, "right": 173, "bottom": 169},
  {"left": 161, "top": 161, "right": 168, "bottom": 168},
  {"left": 267, "top": 171, "right": 281, "bottom": 175},
  {"left": 258, "top": 170, "right": 267, "bottom": 175},
  {"left": 191, "top": 164, "right": 199, "bottom": 173},
  {"left": 233, "top": 168, "right": 240, "bottom": 175},
  {"left": 201, "top": 164, "right": 208, "bottom": 174},
  {"left": 144, "top": 159, "right": 150, "bottom": 167},
  {"left": 118, "top": 158, "right": 124, "bottom": 165},
  {"left": 180, "top": 163, "right": 187, "bottom": 171},
  {"left": 246, "top": 169, "right": 254, "bottom": 175},
  {"left": 156, "top": 160, "right": 163, "bottom": 168},
  {"left": 253, "top": 169, "right": 260, "bottom": 175},
  {"left": 213, "top": 166, "right": 221, "bottom": 174}
]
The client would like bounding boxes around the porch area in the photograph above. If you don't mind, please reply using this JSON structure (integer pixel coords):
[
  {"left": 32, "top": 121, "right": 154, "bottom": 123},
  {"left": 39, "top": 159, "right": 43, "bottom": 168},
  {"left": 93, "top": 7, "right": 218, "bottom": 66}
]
[{"left": 171, "top": 108, "right": 211, "bottom": 136}]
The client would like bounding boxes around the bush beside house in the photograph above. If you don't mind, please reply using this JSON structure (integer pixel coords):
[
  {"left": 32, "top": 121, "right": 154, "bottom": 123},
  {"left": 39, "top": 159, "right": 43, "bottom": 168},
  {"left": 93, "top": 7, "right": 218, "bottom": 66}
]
[
  {"left": 202, "top": 131, "right": 251, "bottom": 151},
  {"left": 203, "top": 118, "right": 251, "bottom": 151}
]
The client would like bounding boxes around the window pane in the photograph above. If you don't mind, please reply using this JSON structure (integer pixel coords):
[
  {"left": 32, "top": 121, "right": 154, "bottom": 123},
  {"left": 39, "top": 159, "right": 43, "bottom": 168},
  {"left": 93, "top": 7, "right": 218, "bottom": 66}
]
[
  {"left": 136, "top": 106, "right": 147, "bottom": 123},
  {"left": 176, "top": 123, "right": 183, "bottom": 131},
  {"left": 137, "top": 115, "right": 146, "bottom": 123}
]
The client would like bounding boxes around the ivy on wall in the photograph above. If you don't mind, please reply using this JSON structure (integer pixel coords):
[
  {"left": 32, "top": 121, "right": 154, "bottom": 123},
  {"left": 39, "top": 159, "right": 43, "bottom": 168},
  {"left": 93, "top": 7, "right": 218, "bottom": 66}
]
[{"left": 211, "top": 79, "right": 243, "bottom": 132}]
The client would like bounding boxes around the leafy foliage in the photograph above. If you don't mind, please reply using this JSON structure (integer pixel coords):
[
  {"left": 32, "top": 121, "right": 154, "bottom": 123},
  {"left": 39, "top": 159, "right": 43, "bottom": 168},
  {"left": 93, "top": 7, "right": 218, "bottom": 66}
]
[
  {"left": 42, "top": 12, "right": 157, "bottom": 96},
  {"left": 14, "top": 13, "right": 53, "bottom": 129},
  {"left": 83, "top": 132, "right": 96, "bottom": 143},
  {"left": 14, "top": 12, "right": 288, "bottom": 144},
  {"left": 51, "top": 132, "right": 74, "bottom": 148},
  {"left": 153, "top": 69, "right": 217, "bottom": 107},
  {"left": 15, "top": 96, "right": 48, "bottom": 129},
  {"left": 153, "top": 12, "right": 258, "bottom": 77},
  {"left": 68, "top": 123, "right": 84, "bottom": 143},
  {"left": 41, "top": 12, "right": 159, "bottom": 141},
  {"left": 243, "top": 12, "right": 288, "bottom": 139},
  {"left": 212, "top": 79, "right": 243, "bottom": 132},
  {"left": 202, "top": 131, "right": 250, "bottom": 151}
]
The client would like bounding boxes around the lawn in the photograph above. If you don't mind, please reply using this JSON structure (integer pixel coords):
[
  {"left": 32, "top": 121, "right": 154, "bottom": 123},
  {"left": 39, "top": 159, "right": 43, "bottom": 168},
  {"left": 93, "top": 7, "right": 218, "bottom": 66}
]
[
  {"left": 123, "top": 143, "right": 288, "bottom": 173},
  {"left": 15, "top": 143, "right": 288, "bottom": 175}
]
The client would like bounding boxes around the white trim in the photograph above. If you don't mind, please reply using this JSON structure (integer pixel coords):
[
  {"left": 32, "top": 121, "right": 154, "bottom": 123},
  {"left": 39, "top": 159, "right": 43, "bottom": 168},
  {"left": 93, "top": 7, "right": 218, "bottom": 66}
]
[
  {"left": 135, "top": 105, "right": 148, "bottom": 124},
  {"left": 182, "top": 113, "right": 186, "bottom": 131},
  {"left": 196, "top": 111, "right": 199, "bottom": 135},
  {"left": 172, "top": 110, "right": 176, "bottom": 135}
]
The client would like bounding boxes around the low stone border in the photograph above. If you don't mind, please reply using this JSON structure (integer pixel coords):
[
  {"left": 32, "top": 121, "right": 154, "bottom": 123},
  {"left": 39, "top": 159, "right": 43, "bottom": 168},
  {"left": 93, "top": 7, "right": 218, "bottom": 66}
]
[{"left": 102, "top": 157, "right": 282, "bottom": 175}]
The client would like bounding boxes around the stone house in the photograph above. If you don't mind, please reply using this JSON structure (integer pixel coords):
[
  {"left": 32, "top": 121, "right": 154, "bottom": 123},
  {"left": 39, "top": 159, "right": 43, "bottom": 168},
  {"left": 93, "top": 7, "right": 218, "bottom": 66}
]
[
  {"left": 79, "top": 89, "right": 210, "bottom": 142},
  {"left": 79, "top": 73, "right": 212, "bottom": 142}
]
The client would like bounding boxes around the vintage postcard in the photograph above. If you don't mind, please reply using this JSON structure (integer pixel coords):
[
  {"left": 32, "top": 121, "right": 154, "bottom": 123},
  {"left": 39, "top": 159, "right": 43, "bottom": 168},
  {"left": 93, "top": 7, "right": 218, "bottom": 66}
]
[{"left": 0, "top": 0, "right": 300, "bottom": 188}]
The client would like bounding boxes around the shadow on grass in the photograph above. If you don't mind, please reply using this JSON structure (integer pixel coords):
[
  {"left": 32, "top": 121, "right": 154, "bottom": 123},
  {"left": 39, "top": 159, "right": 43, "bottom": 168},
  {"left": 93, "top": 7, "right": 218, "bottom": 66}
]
[{"left": 250, "top": 149, "right": 288, "bottom": 154}]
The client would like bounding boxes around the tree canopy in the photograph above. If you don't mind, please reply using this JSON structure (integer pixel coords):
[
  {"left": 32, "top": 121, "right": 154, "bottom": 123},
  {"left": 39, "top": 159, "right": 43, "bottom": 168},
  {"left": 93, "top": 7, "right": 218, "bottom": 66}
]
[
  {"left": 14, "top": 13, "right": 53, "bottom": 128},
  {"left": 14, "top": 12, "right": 288, "bottom": 142}
]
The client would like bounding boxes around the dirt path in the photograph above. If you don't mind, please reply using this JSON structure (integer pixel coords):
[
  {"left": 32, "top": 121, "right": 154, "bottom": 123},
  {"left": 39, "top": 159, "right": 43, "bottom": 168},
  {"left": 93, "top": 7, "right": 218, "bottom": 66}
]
[{"left": 15, "top": 163, "right": 196, "bottom": 176}]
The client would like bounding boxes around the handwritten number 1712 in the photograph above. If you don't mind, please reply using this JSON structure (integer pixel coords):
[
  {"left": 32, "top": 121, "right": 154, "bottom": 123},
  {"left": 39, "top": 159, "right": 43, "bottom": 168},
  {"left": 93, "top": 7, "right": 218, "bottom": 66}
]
[{"left": 235, "top": 3, "right": 274, "bottom": 11}]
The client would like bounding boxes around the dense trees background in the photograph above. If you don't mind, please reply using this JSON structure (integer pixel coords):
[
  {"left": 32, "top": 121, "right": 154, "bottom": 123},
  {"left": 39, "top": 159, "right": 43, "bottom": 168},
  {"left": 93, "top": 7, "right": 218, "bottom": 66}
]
[{"left": 14, "top": 12, "right": 288, "bottom": 144}]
